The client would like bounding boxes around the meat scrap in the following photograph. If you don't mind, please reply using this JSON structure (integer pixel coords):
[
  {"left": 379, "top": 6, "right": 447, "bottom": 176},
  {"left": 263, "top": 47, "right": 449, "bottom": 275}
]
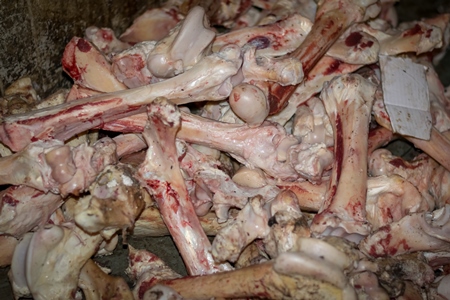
[{"left": 3, "top": 0, "right": 450, "bottom": 299}]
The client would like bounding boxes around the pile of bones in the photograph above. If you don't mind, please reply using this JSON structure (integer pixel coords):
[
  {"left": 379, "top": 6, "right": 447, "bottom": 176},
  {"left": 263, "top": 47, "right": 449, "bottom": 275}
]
[{"left": 2, "top": 0, "right": 450, "bottom": 299}]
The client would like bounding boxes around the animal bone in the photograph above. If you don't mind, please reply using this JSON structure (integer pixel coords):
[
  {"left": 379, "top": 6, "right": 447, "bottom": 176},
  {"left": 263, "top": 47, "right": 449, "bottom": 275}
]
[
  {"left": 311, "top": 74, "right": 377, "bottom": 238},
  {"left": 369, "top": 148, "right": 450, "bottom": 209},
  {"left": 78, "top": 259, "right": 134, "bottom": 300},
  {"left": 0, "top": 186, "right": 63, "bottom": 237},
  {"left": 147, "top": 6, "right": 216, "bottom": 78},
  {"left": 266, "top": 0, "right": 380, "bottom": 115},
  {"left": 143, "top": 238, "right": 357, "bottom": 299},
  {"left": 62, "top": 37, "right": 127, "bottom": 92},
  {"left": 136, "top": 98, "right": 230, "bottom": 275},
  {"left": 9, "top": 224, "right": 104, "bottom": 300},
  {"left": 0, "top": 45, "right": 241, "bottom": 152},
  {"left": 0, "top": 137, "right": 117, "bottom": 195},
  {"left": 360, "top": 205, "right": 450, "bottom": 257},
  {"left": 74, "top": 163, "right": 145, "bottom": 238},
  {"left": 120, "top": 4, "right": 183, "bottom": 43}
]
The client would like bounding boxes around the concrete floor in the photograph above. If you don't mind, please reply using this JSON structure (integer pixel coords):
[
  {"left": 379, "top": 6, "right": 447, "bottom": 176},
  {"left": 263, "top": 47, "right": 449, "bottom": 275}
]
[{"left": 1, "top": 0, "right": 450, "bottom": 298}]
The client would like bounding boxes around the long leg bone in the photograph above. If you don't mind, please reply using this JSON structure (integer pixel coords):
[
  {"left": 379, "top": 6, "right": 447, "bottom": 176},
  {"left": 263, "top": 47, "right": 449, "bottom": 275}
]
[
  {"left": 136, "top": 98, "right": 230, "bottom": 275},
  {"left": 143, "top": 238, "right": 357, "bottom": 299},
  {"left": 311, "top": 74, "right": 377, "bottom": 238},
  {"left": 266, "top": 0, "right": 380, "bottom": 114},
  {"left": 0, "top": 45, "right": 241, "bottom": 152}
]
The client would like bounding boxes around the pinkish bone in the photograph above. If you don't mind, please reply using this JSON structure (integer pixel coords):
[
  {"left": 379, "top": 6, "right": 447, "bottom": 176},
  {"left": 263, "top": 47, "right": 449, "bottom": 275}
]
[
  {"left": 0, "top": 45, "right": 241, "bottom": 152},
  {"left": 310, "top": 74, "right": 377, "bottom": 238},
  {"left": 136, "top": 98, "right": 231, "bottom": 275}
]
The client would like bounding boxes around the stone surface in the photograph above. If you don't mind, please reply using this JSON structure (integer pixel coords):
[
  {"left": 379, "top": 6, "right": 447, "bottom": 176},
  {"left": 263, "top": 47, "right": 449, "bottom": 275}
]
[{"left": 0, "top": 0, "right": 156, "bottom": 97}]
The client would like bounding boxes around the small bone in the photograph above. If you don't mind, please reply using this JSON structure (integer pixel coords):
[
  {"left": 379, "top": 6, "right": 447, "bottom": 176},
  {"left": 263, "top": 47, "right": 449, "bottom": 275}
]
[
  {"left": 147, "top": 6, "right": 216, "bottom": 78},
  {"left": 74, "top": 163, "right": 145, "bottom": 238},
  {"left": 62, "top": 37, "right": 127, "bottom": 92},
  {"left": 78, "top": 259, "right": 134, "bottom": 300}
]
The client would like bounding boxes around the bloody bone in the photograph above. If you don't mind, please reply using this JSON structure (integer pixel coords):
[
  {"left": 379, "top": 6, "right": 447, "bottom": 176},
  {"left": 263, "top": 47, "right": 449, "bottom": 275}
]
[
  {"left": 373, "top": 95, "right": 450, "bottom": 172},
  {"left": 311, "top": 74, "right": 377, "bottom": 238},
  {"left": 0, "top": 45, "right": 241, "bottom": 152},
  {"left": 266, "top": 0, "right": 380, "bottom": 114},
  {"left": 136, "top": 98, "right": 230, "bottom": 275}
]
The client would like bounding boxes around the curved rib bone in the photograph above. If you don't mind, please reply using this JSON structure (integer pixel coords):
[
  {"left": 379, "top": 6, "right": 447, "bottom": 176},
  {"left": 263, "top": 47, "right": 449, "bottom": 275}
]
[
  {"left": 136, "top": 98, "right": 230, "bottom": 275},
  {"left": 311, "top": 74, "right": 377, "bottom": 237}
]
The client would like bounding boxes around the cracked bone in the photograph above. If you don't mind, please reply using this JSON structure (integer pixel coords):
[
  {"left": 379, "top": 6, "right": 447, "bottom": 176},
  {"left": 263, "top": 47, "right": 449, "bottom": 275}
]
[
  {"left": 265, "top": 0, "right": 380, "bottom": 115},
  {"left": 310, "top": 74, "right": 377, "bottom": 238},
  {"left": 78, "top": 259, "right": 133, "bottom": 300},
  {"left": 147, "top": 6, "right": 216, "bottom": 78},
  {"left": 372, "top": 94, "right": 450, "bottom": 172},
  {"left": 144, "top": 238, "right": 357, "bottom": 299},
  {"left": 136, "top": 98, "right": 230, "bottom": 275},
  {"left": 62, "top": 37, "right": 127, "bottom": 92},
  {"left": 0, "top": 44, "right": 241, "bottom": 152},
  {"left": 74, "top": 163, "right": 145, "bottom": 238}
]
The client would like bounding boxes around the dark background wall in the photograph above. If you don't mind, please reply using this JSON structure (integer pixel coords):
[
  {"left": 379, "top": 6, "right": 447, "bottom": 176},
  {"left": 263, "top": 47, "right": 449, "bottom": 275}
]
[{"left": 0, "top": 0, "right": 161, "bottom": 97}]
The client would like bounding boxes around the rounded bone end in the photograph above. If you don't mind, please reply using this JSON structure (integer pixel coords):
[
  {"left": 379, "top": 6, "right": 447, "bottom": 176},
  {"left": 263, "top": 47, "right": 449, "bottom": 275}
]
[
  {"left": 232, "top": 166, "right": 267, "bottom": 188},
  {"left": 229, "top": 83, "right": 269, "bottom": 127}
]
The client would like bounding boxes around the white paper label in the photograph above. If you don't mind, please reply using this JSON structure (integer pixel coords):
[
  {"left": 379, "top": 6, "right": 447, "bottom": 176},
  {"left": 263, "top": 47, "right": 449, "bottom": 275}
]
[{"left": 379, "top": 55, "right": 431, "bottom": 140}]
